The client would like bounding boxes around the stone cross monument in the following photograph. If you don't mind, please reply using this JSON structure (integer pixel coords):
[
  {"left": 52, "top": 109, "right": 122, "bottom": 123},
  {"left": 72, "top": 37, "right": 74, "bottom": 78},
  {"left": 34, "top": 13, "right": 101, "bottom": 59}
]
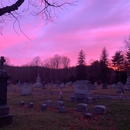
[{"left": 0, "top": 56, "right": 13, "bottom": 127}]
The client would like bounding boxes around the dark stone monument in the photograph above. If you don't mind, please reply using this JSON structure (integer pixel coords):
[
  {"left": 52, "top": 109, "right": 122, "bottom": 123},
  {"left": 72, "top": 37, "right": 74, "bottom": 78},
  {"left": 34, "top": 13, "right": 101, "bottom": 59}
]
[
  {"left": 0, "top": 56, "right": 13, "bottom": 127},
  {"left": 102, "top": 82, "right": 108, "bottom": 89}
]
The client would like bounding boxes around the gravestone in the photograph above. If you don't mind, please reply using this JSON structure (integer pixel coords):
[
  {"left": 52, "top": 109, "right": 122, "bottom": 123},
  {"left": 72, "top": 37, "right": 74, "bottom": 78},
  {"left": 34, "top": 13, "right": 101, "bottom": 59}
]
[
  {"left": 60, "top": 83, "right": 65, "bottom": 88},
  {"left": 125, "top": 71, "right": 130, "bottom": 91},
  {"left": 41, "top": 104, "right": 47, "bottom": 111},
  {"left": 76, "top": 103, "right": 88, "bottom": 112},
  {"left": 20, "top": 101, "right": 24, "bottom": 106},
  {"left": 28, "top": 102, "right": 33, "bottom": 108},
  {"left": 21, "top": 82, "right": 32, "bottom": 96},
  {"left": 55, "top": 101, "right": 64, "bottom": 109},
  {"left": 102, "top": 82, "right": 108, "bottom": 89},
  {"left": 43, "top": 100, "right": 52, "bottom": 107},
  {"left": 91, "top": 84, "right": 96, "bottom": 90},
  {"left": 65, "top": 81, "right": 72, "bottom": 87},
  {"left": 116, "top": 82, "right": 123, "bottom": 93},
  {"left": 0, "top": 56, "right": 13, "bottom": 127},
  {"left": 34, "top": 74, "right": 42, "bottom": 88},
  {"left": 94, "top": 105, "right": 106, "bottom": 115},
  {"left": 111, "top": 83, "right": 116, "bottom": 88},
  {"left": 17, "top": 80, "right": 22, "bottom": 87},
  {"left": 70, "top": 80, "right": 92, "bottom": 103},
  {"left": 84, "top": 113, "right": 92, "bottom": 119},
  {"left": 59, "top": 106, "right": 66, "bottom": 113}
]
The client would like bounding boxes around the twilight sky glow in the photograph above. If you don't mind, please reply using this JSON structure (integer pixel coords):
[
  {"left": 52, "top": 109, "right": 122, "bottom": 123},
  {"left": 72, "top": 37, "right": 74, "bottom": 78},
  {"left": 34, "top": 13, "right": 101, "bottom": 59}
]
[{"left": 0, "top": 0, "right": 130, "bottom": 66}]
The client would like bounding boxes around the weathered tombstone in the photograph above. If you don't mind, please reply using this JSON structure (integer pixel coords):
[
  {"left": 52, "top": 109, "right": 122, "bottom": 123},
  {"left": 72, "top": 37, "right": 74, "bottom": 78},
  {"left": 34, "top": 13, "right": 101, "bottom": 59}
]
[
  {"left": 84, "top": 113, "right": 92, "bottom": 119},
  {"left": 17, "top": 80, "right": 22, "bottom": 87},
  {"left": 28, "top": 102, "right": 33, "bottom": 108},
  {"left": 41, "top": 104, "right": 47, "bottom": 111},
  {"left": 0, "top": 56, "right": 13, "bottom": 127},
  {"left": 20, "top": 101, "right": 24, "bottom": 106},
  {"left": 102, "top": 82, "right": 108, "bottom": 89},
  {"left": 94, "top": 105, "right": 106, "bottom": 115},
  {"left": 65, "top": 81, "right": 72, "bottom": 87},
  {"left": 34, "top": 74, "right": 42, "bottom": 88},
  {"left": 41, "top": 81, "right": 46, "bottom": 89},
  {"left": 59, "top": 106, "right": 66, "bottom": 113},
  {"left": 91, "top": 84, "right": 96, "bottom": 90},
  {"left": 55, "top": 101, "right": 64, "bottom": 109},
  {"left": 43, "top": 100, "right": 52, "bottom": 107},
  {"left": 60, "top": 82, "right": 65, "bottom": 88},
  {"left": 21, "top": 82, "right": 32, "bottom": 96},
  {"left": 70, "top": 80, "right": 92, "bottom": 103},
  {"left": 125, "top": 71, "right": 130, "bottom": 91},
  {"left": 116, "top": 82, "right": 123, "bottom": 93},
  {"left": 111, "top": 83, "right": 116, "bottom": 88},
  {"left": 76, "top": 103, "right": 88, "bottom": 112},
  {"left": 94, "top": 82, "right": 98, "bottom": 87}
]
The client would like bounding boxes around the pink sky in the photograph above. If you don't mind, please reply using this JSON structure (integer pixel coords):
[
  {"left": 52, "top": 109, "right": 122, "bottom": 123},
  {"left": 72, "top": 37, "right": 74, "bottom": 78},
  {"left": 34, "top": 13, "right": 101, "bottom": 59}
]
[{"left": 0, "top": 0, "right": 130, "bottom": 66}]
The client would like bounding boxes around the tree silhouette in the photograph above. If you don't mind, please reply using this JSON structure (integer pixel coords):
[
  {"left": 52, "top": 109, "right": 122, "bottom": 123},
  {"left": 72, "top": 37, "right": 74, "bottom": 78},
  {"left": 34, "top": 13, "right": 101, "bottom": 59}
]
[
  {"left": 76, "top": 50, "right": 87, "bottom": 80},
  {"left": 111, "top": 50, "right": 125, "bottom": 82},
  {"left": 100, "top": 47, "right": 109, "bottom": 83}
]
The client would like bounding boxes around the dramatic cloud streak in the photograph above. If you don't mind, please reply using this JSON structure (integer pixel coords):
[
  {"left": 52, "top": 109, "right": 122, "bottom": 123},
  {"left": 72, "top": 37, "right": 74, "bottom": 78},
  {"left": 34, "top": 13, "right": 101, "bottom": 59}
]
[{"left": 0, "top": 0, "right": 130, "bottom": 66}]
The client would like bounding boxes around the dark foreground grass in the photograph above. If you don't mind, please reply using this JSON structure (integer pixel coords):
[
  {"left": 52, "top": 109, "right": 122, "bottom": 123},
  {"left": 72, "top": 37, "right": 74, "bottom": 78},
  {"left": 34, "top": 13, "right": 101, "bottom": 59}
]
[{"left": 1, "top": 87, "right": 130, "bottom": 130}]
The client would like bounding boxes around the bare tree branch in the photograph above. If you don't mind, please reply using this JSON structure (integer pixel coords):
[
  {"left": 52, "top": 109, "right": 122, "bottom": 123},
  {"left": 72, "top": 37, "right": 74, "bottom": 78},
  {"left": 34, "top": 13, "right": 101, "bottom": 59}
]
[
  {"left": 0, "top": 0, "right": 77, "bottom": 36},
  {"left": 0, "top": 0, "right": 25, "bottom": 16}
]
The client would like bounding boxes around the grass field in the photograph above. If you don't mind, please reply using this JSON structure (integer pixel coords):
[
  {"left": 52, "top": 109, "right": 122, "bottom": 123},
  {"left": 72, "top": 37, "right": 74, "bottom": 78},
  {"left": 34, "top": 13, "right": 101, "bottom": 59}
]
[{"left": 1, "top": 85, "right": 130, "bottom": 130}]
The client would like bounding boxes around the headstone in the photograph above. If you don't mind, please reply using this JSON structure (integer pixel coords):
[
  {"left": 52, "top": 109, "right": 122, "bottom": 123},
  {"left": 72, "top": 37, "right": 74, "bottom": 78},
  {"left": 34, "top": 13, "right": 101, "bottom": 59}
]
[
  {"left": 116, "top": 82, "right": 123, "bottom": 93},
  {"left": 20, "top": 101, "right": 24, "bottom": 106},
  {"left": 102, "top": 82, "right": 108, "bottom": 89},
  {"left": 34, "top": 74, "right": 42, "bottom": 88},
  {"left": 70, "top": 80, "right": 92, "bottom": 103},
  {"left": 17, "top": 81, "right": 22, "bottom": 87},
  {"left": 0, "top": 56, "right": 13, "bottom": 127},
  {"left": 111, "top": 83, "right": 116, "bottom": 88},
  {"left": 65, "top": 81, "right": 72, "bottom": 87},
  {"left": 21, "top": 82, "right": 32, "bottom": 96},
  {"left": 125, "top": 71, "right": 130, "bottom": 91},
  {"left": 43, "top": 100, "right": 52, "bottom": 107},
  {"left": 91, "top": 84, "right": 96, "bottom": 90},
  {"left": 94, "top": 82, "right": 98, "bottom": 87},
  {"left": 84, "top": 113, "right": 92, "bottom": 119},
  {"left": 55, "top": 101, "right": 64, "bottom": 109},
  {"left": 94, "top": 105, "right": 106, "bottom": 115},
  {"left": 59, "top": 106, "right": 66, "bottom": 113},
  {"left": 41, "top": 81, "right": 46, "bottom": 89},
  {"left": 60, "top": 83, "right": 65, "bottom": 88},
  {"left": 41, "top": 104, "right": 47, "bottom": 111},
  {"left": 28, "top": 102, "right": 33, "bottom": 108},
  {"left": 76, "top": 103, "right": 88, "bottom": 112}
]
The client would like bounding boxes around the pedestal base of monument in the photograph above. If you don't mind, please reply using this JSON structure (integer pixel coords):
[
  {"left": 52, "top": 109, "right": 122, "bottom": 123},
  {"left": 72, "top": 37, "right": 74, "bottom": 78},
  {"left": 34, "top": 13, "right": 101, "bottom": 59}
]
[
  {"left": 0, "top": 105, "right": 13, "bottom": 127},
  {"left": 70, "top": 94, "right": 96, "bottom": 104}
]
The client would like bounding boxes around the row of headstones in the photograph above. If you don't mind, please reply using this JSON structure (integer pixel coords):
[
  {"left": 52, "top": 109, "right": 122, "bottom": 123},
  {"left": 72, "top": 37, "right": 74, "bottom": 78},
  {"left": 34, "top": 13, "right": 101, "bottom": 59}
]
[
  {"left": 20, "top": 100, "right": 106, "bottom": 116},
  {"left": 20, "top": 100, "right": 66, "bottom": 113}
]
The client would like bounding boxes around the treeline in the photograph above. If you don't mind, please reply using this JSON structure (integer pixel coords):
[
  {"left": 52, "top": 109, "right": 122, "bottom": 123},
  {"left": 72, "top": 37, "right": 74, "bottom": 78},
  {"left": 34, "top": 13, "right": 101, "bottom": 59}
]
[{"left": 4, "top": 36, "right": 130, "bottom": 84}]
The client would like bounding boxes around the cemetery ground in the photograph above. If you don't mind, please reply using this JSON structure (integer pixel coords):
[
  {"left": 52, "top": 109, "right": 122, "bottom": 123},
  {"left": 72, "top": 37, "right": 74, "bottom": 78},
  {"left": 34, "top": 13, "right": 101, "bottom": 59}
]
[{"left": 1, "top": 85, "right": 130, "bottom": 130}]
